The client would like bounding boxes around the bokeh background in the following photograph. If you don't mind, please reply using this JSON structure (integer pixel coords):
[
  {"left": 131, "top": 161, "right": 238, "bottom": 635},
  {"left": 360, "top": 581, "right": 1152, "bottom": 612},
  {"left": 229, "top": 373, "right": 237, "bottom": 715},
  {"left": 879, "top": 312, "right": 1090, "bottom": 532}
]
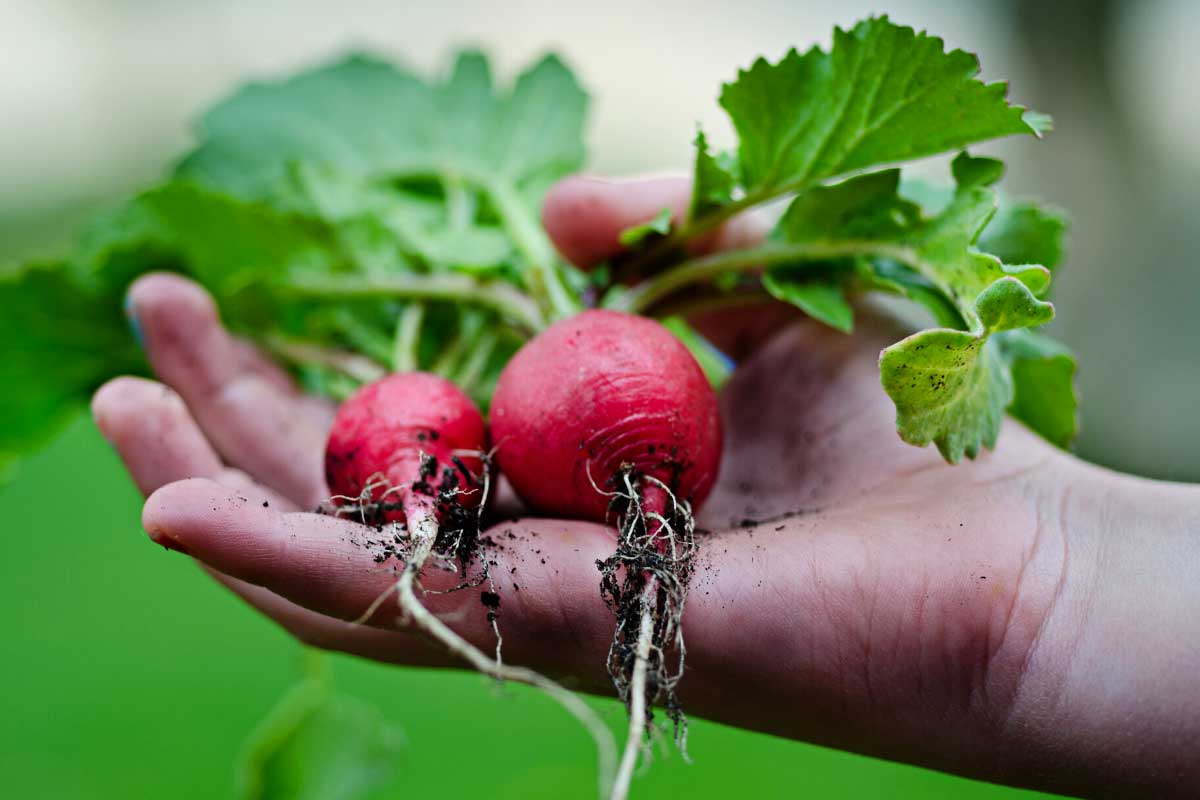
[{"left": 2, "top": 0, "right": 1197, "bottom": 797}]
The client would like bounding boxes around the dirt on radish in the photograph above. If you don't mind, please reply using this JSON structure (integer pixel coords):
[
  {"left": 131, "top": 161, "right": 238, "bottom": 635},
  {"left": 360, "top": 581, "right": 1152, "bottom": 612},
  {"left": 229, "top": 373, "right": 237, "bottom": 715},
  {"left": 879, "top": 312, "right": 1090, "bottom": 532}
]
[
  {"left": 320, "top": 369, "right": 619, "bottom": 795},
  {"left": 490, "top": 309, "right": 722, "bottom": 796}
]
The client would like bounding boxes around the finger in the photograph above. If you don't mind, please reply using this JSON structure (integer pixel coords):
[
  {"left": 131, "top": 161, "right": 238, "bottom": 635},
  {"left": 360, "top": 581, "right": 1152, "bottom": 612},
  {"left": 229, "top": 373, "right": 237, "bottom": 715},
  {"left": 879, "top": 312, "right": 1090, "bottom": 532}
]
[
  {"left": 230, "top": 337, "right": 295, "bottom": 394},
  {"left": 542, "top": 174, "right": 770, "bottom": 269},
  {"left": 93, "top": 376, "right": 395, "bottom": 664},
  {"left": 145, "top": 477, "right": 1009, "bottom": 756},
  {"left": 143, "top": 478, "right": 619, "bottom": 687},
  {"left": 231, "top": 337, "right": 336, "bottom": 429},
  {"left": 93, "top": 377, "right": 221, "bottom": 495},
  {"left": 542, "top": 174, "right": 781, "bottom": 360},
  {"left": 126, "top": 273, "right": 329, "bottom": 508},
  {"left": 685, "top": 299, "right": 804, "bottom": 362},
  {"left": 542, "top": 175, "right": 691, "bottom": 267},
  {"left": 92, "top": 375, "right": 296, "bottom": 509}
]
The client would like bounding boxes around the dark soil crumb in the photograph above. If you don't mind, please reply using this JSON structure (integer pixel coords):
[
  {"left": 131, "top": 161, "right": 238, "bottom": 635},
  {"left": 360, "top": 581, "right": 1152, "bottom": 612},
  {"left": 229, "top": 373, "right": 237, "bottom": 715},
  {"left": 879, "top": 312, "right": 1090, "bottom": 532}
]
[{"left": 729, "top": 507, "right": 822, "bottom": 530}]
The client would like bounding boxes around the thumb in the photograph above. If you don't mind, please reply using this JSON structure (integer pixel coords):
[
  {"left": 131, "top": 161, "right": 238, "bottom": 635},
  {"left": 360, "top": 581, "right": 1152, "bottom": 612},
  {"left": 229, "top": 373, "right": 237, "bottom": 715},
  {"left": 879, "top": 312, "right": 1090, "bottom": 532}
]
[
  {"left": 542, "top": 173, "right": 788, "bottom": 358},
  {"left": 542, "top": 174, "right": 692, "bottom": 268}
]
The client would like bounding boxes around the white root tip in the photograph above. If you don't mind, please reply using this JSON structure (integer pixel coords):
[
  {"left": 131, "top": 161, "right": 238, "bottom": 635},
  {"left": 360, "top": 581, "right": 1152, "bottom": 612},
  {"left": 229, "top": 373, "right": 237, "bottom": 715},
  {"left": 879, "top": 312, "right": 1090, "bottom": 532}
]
[{"left": 609, "top": 585, "right": 657, "bottom": 800}]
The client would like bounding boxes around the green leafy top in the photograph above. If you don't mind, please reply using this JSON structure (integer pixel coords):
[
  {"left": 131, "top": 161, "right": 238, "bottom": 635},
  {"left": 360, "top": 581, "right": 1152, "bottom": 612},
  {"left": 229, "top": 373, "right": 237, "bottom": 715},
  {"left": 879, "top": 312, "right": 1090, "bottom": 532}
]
[
  {"left": 178, "top": 52, "right": 586, "bottom": 201},
  {"left": 179, "top": 51, "right": 587, "bottom": 317},
  {"left": 1, "top": 51, "right": 586, "bottom": 474},
  {"left": 778, "top": 155, "right": 1069, "bottom": 460},
  {"left": 683, "top": 15, "right": 1048, "bottom": 229},
  {"left": 3, "top": 15, "right": 1077, "bottom": 478},
  {"left": 610, "top": 17, "right": 1076, "bottom": 461},
  {"left": 654, "top": 153, "right": 1069, "bottom": 461}
]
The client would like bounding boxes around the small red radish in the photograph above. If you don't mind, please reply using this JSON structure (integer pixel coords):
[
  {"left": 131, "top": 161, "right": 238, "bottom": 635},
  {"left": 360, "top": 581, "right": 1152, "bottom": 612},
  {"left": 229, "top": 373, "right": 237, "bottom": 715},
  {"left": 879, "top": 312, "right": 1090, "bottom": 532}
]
[
  {"left": 489, "top": 309, "right": 723, "bottom": 800},
  {"left": 326, "top": 371, "right": 487, "bottom": 533},
  {"left": 323, "top": 371, "right": 617, "bottom": 791}
]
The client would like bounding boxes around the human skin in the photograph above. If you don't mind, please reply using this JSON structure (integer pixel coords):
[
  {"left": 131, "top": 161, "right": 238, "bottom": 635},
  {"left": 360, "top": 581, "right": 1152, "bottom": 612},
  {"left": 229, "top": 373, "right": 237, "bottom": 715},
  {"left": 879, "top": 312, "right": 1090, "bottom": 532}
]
[{"left": 91, "top": 175, "right": 1200, "bottom": 799}]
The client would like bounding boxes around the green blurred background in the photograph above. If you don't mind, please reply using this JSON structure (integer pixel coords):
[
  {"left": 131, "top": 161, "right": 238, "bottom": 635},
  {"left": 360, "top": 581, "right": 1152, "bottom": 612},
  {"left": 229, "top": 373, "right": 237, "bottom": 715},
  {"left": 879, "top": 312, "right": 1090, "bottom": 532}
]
[{"left": 3, "top": 0, "right": 1196, "bottom": 797}]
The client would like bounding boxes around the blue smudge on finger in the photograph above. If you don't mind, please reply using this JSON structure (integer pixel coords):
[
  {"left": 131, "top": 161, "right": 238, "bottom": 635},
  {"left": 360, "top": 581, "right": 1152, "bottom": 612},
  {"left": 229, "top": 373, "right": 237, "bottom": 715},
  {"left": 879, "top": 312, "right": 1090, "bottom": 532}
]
[{"left": 124, "top": 290, "right": 145, "bottom": 349}]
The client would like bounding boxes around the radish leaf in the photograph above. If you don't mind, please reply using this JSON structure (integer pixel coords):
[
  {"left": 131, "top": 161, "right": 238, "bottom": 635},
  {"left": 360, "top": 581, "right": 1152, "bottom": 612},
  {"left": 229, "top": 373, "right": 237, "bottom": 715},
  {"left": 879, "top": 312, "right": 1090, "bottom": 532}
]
[
  {"left": 0, "top": 263, "right": 143, "bottom": 477},
  {"left": 763, "top": 153, "right": 1067, "bottom": 459},
  {"left": 995, "top": 330, "right": 1079, "bottom": 448},
  {"left": 618, "top": 208, "right": 673, "bottom": 247},
  {"left": 689, "top": 129, "right": 738, "bottom": 219},
  {"left": 716, "top": 16, "right": 1045, "bottom": 202},
  {"left": 979, "top": 202, "right": 1069, "bottom": 274},
  {"left": 762, "top": 267, "right": 854, "bottom": 333},
  {"left": 177, "top": 52, "right": 586, "bottom": 201}
]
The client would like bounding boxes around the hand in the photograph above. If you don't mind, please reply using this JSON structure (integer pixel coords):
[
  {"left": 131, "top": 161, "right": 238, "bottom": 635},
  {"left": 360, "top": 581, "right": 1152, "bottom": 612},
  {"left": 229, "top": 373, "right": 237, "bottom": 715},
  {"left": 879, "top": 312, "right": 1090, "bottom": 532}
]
[{"left": 92, "top": 175, "right": 1199, "bottom": 799}]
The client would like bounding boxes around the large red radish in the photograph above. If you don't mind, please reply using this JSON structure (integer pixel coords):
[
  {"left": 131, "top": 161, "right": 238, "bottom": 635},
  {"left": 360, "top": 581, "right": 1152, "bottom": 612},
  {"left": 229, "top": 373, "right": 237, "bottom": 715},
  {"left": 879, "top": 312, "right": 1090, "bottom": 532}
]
[{"left": 490, "top": 310, "right": 723, "bottom": 799}]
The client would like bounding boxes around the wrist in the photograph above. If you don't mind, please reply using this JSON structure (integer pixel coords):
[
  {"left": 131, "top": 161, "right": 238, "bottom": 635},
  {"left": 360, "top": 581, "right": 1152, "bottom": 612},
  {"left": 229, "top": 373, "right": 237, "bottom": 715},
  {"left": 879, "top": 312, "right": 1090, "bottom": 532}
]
[{"left": 1000, "top": 463, "right": 1200, "bottom": 798}]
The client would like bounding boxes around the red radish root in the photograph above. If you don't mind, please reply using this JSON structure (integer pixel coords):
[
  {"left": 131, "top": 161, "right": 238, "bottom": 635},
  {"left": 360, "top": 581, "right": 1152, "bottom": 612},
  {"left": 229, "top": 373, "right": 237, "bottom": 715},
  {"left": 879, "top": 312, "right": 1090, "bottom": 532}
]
[
  {"left": 326, "top": 371, "right": 617, "bottom": 796},
  {"left": 490, "top": 310, "right": 722, "bottom": 799}
]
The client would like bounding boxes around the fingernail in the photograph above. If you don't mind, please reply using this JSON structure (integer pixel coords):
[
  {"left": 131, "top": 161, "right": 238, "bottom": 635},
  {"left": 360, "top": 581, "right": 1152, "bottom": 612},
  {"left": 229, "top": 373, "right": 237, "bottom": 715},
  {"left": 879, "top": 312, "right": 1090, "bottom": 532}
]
[
  {"left": 147, "top": 528, "right": 191, "bottom": 556},
  {"left": 124, "top": 289, "right": 145, "bottom": 350}
]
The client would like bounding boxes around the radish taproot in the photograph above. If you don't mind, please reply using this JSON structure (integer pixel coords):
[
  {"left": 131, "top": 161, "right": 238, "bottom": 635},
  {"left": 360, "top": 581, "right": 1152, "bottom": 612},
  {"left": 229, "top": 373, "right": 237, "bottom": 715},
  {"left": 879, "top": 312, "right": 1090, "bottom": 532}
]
[
  {"left": 325, "top": 371, "right": 494, "bottom": 640},
  {"left": 324, "top": 371, "right": 617, "bottom": 793},
  {"left": 490, "top": 309, "right": 723, "bottom": 798}
]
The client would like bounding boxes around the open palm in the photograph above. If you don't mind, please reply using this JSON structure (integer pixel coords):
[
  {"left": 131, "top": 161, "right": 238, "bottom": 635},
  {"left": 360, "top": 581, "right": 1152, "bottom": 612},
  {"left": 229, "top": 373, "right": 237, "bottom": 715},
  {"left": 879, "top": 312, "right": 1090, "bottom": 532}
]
[{"left": 93, "top": 176, "right": 1197, "bottom": 799}]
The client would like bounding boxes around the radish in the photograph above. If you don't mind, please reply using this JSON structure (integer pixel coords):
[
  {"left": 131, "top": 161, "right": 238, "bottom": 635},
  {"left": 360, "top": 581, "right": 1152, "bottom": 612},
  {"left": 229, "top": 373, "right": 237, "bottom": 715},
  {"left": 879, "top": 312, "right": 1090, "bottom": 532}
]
[
  {"left": 490, "top": 310, "right": 723, "bottom": 799},
  {"left": 325, "top": 372, "right": 494, "bottom": 645},
  {"left": 326, "top": 371, "right": 488, "bottom": 532},
  {"left": 325, "top": 371, "right": 617, "bottom": 794}
]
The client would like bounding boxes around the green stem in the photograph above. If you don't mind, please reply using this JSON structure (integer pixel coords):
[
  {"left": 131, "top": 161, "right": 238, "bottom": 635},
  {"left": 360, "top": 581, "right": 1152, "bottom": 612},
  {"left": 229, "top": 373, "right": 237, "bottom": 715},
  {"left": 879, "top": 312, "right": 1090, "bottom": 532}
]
[
  {"left": 265, "top": 334, "right": 387, "bottom": 383},
  {"left": 430, "top": 310, "right": 484, "bottom": 377},
  {"left": 619, "top": 189, "right": 769, "bottom": 276},
  {"left": 453, "top": 332, "right": 498, "bottom": 395},
  {"left": 283, "top": 273, "right": 545, "bottom": 332},
  {"left": 324, "top": 376, "right": 360, "bottom": 403},
  {"left": 443, "top": 174, "right": 475, "bottom": 231},
  {"left": 621, "top": 166, "right": 885, "bottom": 278},
  {"left": 483, "top": 177, "right": 579, "bottom": 322},
  {"left": 392, "top": 303, "right": 425, "bottom": 373},
  {"left": 387, "top": 164, "right": 580, "bottom": 322},
  {"left": 609, "top": 240, "right": 911, "bottom": 314},
  {"left": 331, "top": 309, "right": 394, "bottom": 365}
]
